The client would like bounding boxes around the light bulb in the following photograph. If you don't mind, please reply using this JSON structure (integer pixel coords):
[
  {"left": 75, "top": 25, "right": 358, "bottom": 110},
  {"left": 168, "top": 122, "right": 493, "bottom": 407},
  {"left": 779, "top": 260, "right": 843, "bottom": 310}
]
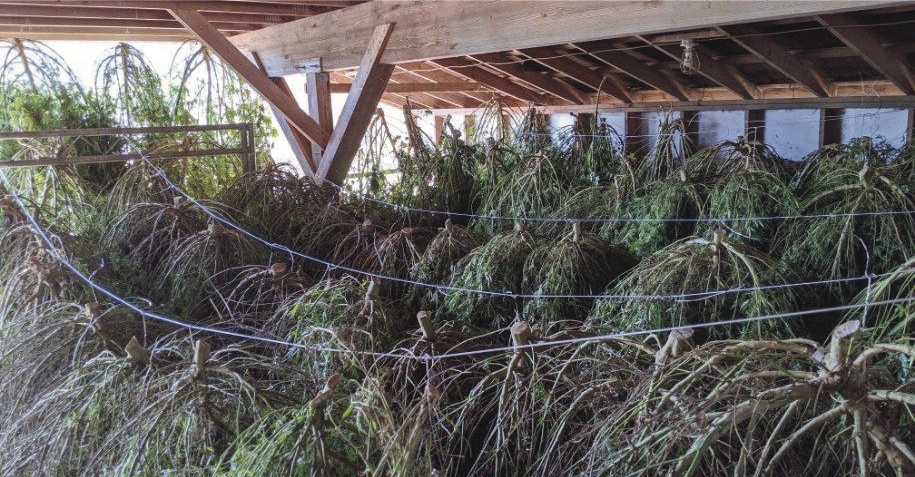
[{"left": 680, "top": 39, "right": 699, "bottom": 75}]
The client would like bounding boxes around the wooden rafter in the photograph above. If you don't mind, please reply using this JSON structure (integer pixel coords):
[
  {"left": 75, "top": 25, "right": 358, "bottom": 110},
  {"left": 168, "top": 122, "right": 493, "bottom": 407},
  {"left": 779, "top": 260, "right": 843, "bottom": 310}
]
[
  {"left": 390, "top": 67, "right": 485, "bottom": 108},
  {"left": 469, "top": 52, "right": 586, "bottom": 105},
  {"left": 429, "top": 57, "right": 550, "bottom": 104},
  {"left": 169, "top": 8, "right": 330, "bottom": 147},
  {"left": 719, "top": 24, "right": 832, "bottom": 97},
  {"left": 398, "top": 62, "right": 517, "bottom": 107},
  {"left": 7, "top": 1, "right": 336, "bottom": 16},
  {"left": 317, "top": 23, "right": 396, "bottom": 184},
  {"left": 574, "top": 41, "right": 690, "bottom": 101},
  {"left": 636, "top": 36, "right": 758, "bottom": 100},
  {"left": 0, "top": 4, "right": 289, "bottom": 24},
  {"left": 329, "top": 82, "right": 486, "bottom": 93},
  {"left": 0, "top": 15, "right": 260, "bottom": 32},
  {"left": 520, "top": 47, "right": 632, "bottom": 103},
  {"left": 816, "top": 13, "right": 915, "bottom": 95}
]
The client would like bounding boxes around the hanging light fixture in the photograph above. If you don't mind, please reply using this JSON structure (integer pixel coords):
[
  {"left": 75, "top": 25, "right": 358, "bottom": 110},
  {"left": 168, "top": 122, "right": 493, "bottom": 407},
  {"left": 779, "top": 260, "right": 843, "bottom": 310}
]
[{"left": 680, "top": 39, "right": 699, "bottom": 75}]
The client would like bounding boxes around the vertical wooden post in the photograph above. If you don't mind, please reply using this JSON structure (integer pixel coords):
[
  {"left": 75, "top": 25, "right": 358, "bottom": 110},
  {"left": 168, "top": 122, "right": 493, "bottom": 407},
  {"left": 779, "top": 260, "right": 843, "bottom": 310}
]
[
  {"left": 575, "top": 112, "right": 594, "bottom": 150},
  {"left": 463, "top": 115, "right": 476, "bottom": 142},
  {"left": 624, "top": 111, "right": 644, "bottom": 156},
  {"left": 819, "top": 108, "right": 844, "bottom": 147},
  {"left": 433, "top": 116, "right": 445, "bottom": 143},
  {"left": 245, "top": 122, "right": 257, "bottom": 173},
  {"left": 681, "top": 110, "right": 700, "bottom": 153},
  {"left": 317, "top": 23, "right": 396, "bottom": 184},
  {"left": 306, "top": 72, "right": 334, "bottom": 164},
  {"left": 907, "top": 109, "right": 914, "bottom": 143},
  {"left": 745, "top": 109, "right": 766, "bottom": 143}
]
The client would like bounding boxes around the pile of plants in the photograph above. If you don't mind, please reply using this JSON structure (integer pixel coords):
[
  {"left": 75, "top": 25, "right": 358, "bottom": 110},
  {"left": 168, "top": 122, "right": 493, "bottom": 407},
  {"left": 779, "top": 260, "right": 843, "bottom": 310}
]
[{"left": 1, "top": 40, "right": 913, "bottom": 477}]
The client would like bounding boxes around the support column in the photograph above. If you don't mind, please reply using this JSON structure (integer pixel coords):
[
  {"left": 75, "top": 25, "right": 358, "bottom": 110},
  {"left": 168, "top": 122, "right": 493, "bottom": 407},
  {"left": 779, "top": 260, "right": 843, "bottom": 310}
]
[
  {"left": 745, "top": 109, "right": 766, "bottom": 144},
  {"left": 819, "top": 108, "right": 844, "bottom": 147},
  {"left": 306, "top": 72, "right": 334, "bottom": 163},
  {"left": 434, "top": 116, "right": 445, "bottom": 143},
  {"left": 624, "top": 111, "right": 645, "bottom": 156},
  {"left": 464, "top": 115, "right": 476, "bottom": 142},
  {"left": 907, "top": 109, "right": 914, "bottom": 143},
  {"left": 575, "top": 112, "right": 594, "bottom": 150}
]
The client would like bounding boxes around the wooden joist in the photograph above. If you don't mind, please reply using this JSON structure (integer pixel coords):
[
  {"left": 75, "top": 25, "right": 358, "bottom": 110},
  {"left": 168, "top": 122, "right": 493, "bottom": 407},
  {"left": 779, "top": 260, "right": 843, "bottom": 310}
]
[
  {"left": 0, "top": 15, "right": 260, "bottom": 32},
  {"left": 816, "top": 13, "right": 915, "bottom": 95},
  {"left": 231, "top": 0, "right": 901, "bottom": 75},
  {"left": 574, "top": 41, "right": 690, "bottom": 101},
  {"left": 0, "top": 4, "right": 288, "bottom": 24},
  {"left": 719, "top": 24, "right": 832, "bottom": 97},
  {"left": 7, "top": 1, "right": 336, "bottom": 16},
  {"left": 328, "top": 81, "right": 487, "bottom": 93},
  {"left": 429, "top": 57, "right": 551, "bottom": 104},
  {"left": 520, "top": 47, "right": 632, "bottom": 103},
  {"left": 640, "top": 37, "right": 759, "bottom": 100},
  {"left": 469, "top": 52, "right": 586, "bottom": 105},
  {"left": 169, "top": 8, "right": 330, "bottom": 148},
  {"left": 317, "top": 23, "right": 396, "bottom": 184},
  {"left": 398, "top": 62, "right": 517, "bottom": 107}
]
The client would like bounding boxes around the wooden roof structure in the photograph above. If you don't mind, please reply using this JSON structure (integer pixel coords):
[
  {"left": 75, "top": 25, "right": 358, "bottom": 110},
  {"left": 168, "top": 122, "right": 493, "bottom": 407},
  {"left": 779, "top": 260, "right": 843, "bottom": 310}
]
[{"left": 3, "top": 0, "right": 915, "bottom": 181}]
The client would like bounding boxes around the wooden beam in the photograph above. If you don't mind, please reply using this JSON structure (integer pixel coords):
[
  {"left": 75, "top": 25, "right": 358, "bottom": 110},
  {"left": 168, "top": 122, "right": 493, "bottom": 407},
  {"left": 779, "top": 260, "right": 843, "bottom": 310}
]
[
  {"left": 0, "top": 4, "right": 288, "bottom": 24},
  {"left": 470, "top": 52, "right": 586, "bottom": 105},
  {"left": 328, "top": 81, "right": 486, "bottom": 93},
  {"left": 908, "top": 108, "right": 915, "bottom": 142},
  {"left": 231, "top": 0, "right": 903, "bottom": 75},
  {"left": 575, "top": 41, "right": 690, "bottom": 101},
  {"left": 521, "top": 47, "right": 632, "bottom": 103},
  {"left": 719, "top": 24, "right": 832, "bottom": 97},
  {"left": 398, "top": 62, "right": 516, "bottom": 107},
  {"left": 169, "top": 8, "right": 329, "bottom": 148},
  {"left": 389, "top": 70, "right": 483, "bottom": 108},
  {"left": 816, "top": 13, "right": 915, "bottom": 95},
  {"left": 251, "top": 52, "right": 317, "bottom": 174},
  {"left": 0, "top": 15, "right": 260, "bottom": 31},
  {"left": 306, "top": 72, "right": 334, "bottom": 162},
  {"left": 819, "top": 108, "right": 844, "bottom": 146},
  {"left": 317, "top": 23, "right": 395, "bottom": 184},
  {"left": 429, "top": 57, "right": 550, "bottom": 104},
  {"left": 624, "top": 111, "right": 644, "bottom": 155},
  {"left": 641, "top": 38, "right": 759, "bottom": 100},
  {"left": 434, "top": 116, "right": 445, "bottom": 142},
  {"left": 11, "top": 1, "right": 331, "bottom": 16}
]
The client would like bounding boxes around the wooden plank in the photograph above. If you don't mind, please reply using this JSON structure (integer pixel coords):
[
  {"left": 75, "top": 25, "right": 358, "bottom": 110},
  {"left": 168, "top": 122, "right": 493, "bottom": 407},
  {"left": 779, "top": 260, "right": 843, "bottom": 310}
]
[
  {"left": 521, "top": 47, "right": 632, "bottom": 103},
  {"left": 0, "top": 147, "right": 249, "bottom": 168},
  {"left": 816, "top": 13, "right": 915, "bottom": 95},
  {"left": 429, "top": 57, "right": 551, "bottom": 104},
  {"left": 329, "top": 81, "right": 486, "bottom": 93},
  {"left": 306, "top": 71, "right": 334, "bottom": 162},
  {"left": 908, "top": 109, "right": 915, "bottom": 142},
  {"left": 470, "top": 52, "right": 585, "bottom": 104},
  {"left": 434, "top": 116, "right": 445, "bottom": 142},
  {"left": 819, "top": 108, "right": 844, "bottom": 146},
  {"left": 719, "top": 24, "right": 832, "bottom": 97},
  {"left": 11, "top": 1, "right": 331, "bottom": 16},
  {"left": 0, "top": 4, "right": 287, "bottom": 24},
  {"left": 0, "top": 15, "right": 262, "bottom": 31},
  {"left": 0, "top": 25, "right": 192, "bottom": 41},
  {"left": 317, "top": 23, "right": 396, "bottom": 184},
  {"left": 398, "top": 62, "right": 516, "bottom": 107},
  {"left": 575, "top": 41, "right": 690, "bottom": 101},
  {"left": 231, "top": 0, "right": 904, "bottom": 75},
  {"left": 169, "top": 8, "right": 330, "bottom": 148},
  {"left": 745, "top": 109, "right": 765, "bottom": 143},
  {"left": 642, "top": 39, "right": 759, "bottom": 100},
  {"left": 251, "top": 51, "right": 316, "bottom": 174},
  {"left": 624, "top": 111, "right": 644, "bottom": 155}
]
